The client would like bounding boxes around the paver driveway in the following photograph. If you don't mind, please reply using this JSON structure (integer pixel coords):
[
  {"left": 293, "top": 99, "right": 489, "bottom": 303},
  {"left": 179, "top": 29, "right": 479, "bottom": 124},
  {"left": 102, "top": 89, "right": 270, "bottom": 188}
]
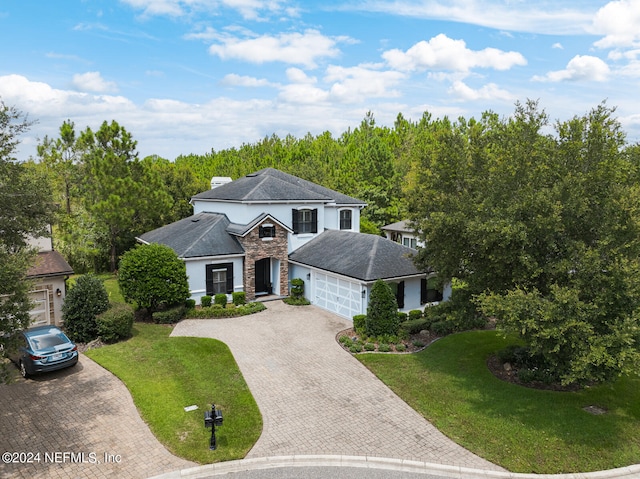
[
  {"left": 0, "top": 356, "right": 194, "bottom": 479},
  {"left": 171, "top": 300, "right": 504, "bottom": 471}
]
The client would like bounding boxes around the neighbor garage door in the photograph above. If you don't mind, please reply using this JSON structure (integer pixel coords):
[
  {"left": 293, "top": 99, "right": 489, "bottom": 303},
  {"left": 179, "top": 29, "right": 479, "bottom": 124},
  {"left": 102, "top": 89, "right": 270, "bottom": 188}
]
[{"left": 314, "top": 272, "right": 362, "bottom": 319}]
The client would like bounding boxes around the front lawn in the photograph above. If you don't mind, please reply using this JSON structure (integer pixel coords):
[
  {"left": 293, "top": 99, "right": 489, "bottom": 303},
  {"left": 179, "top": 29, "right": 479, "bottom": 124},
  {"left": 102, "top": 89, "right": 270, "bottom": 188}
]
[
  {"left": 358, "top": 330, "right": 640, "bottom": 474},
  {"left": 85, "top": 323, "right": 262, "bottom": 464}
]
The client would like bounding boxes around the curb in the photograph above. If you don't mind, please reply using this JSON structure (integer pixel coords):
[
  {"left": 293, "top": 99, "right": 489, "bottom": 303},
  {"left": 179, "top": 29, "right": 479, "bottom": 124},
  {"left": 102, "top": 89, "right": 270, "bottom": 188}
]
[{"left": 147, "top": 455, "right": 640, "bottom": 479}]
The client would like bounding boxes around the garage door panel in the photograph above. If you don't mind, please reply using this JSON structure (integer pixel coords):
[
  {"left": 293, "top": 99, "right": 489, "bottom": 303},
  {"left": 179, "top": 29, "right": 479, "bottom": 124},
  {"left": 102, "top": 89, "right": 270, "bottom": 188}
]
[{"left": 313, "top": 272, "right": 362, "bottom": 319}]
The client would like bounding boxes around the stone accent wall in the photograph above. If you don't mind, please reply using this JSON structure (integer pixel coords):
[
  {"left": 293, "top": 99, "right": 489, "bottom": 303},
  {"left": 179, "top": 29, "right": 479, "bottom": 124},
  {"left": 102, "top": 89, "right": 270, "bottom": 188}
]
[{"left": 237, "top": 221, "right": 289, "bottom": 300}]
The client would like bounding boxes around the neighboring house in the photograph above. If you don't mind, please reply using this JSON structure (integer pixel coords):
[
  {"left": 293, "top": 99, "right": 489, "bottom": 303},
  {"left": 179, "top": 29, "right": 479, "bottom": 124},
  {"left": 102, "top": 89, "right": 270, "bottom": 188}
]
[
  {"left": 382, "top": 219, "right": 424, "bottom": 249},
  {"left": 138, "top": 168, "right": 434, "bottom": 319},
  {"left": 25, "top": 228, "right": 74, "bottom": 326},
  {"left": 382, "top": 219, "right": 451, "bottom": 304}
]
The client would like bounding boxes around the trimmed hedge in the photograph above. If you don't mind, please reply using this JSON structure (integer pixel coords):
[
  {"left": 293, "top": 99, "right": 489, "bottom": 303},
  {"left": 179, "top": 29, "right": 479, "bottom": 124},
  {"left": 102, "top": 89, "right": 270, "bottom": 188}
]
[
  {"left": 201, "top": 295, "right": 212, "bottom": 307},
  {"left": 96, "top": 303, "right": 134, "bottom": 343},
  {"left": 232, "top": 291, "right": 246, "bottom": 306},
  {"left": 353, "top": 314, "right": 367, "bottom": 335},
  {"left": 152, "top": 305, "right": 186, "bottom": 324},
  {"left": 214, "top": 293, "right": 228, "bottom": 307},
  {"left": 408, "top": 309, "right": 423, "bottom": 320},
  {"left": 400, "top": 318, "right": 432, "bottom": 335},
  {"left": 186, "top": 302, "right": 266, "bottom": 318}
]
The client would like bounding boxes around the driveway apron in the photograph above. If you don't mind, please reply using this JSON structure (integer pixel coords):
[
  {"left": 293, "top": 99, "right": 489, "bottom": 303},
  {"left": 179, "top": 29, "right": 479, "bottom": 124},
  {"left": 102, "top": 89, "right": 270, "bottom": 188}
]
[
  {"left": 171, "top": 301, "right": 504, "bottom": 471},
  {"left": 0, "top": 356, "right": 195, "bottom": 479}
]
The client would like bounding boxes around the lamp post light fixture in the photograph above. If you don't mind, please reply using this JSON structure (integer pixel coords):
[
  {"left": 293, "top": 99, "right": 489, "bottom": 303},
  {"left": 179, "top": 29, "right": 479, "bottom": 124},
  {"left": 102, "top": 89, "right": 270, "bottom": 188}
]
[{"left": 203, "top": 403, "right": 223, "bottom": 450}]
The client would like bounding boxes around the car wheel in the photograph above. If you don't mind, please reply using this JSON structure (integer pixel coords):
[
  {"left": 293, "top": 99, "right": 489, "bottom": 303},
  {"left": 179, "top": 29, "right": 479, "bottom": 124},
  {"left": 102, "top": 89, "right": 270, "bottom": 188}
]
[{"left": 19, "top": 361, "right": 28, "bottom": 378}]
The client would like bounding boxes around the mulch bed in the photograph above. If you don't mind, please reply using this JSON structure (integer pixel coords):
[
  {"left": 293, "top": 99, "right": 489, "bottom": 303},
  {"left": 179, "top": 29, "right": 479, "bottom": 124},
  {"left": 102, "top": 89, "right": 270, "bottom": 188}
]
[{"left": 337, "top": 328, "right": 440, "bottom": 353}]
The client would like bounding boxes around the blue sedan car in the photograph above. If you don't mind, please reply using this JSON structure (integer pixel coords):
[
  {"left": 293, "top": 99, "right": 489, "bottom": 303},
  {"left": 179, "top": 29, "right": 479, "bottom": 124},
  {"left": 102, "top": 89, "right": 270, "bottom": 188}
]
[{"left": 8, "top": 325, "right": 78, "bottom": 378}]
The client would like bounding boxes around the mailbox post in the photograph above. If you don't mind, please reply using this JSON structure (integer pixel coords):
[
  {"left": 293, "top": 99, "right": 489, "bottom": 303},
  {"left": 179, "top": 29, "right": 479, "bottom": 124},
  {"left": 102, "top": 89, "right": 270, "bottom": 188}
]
[{"left": 203, "top": 403, "right": 223, "bottom": 450}]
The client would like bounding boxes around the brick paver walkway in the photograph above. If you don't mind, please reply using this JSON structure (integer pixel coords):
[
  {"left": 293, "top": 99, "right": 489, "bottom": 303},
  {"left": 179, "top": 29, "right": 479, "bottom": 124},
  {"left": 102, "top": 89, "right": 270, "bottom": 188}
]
[
  {"left": 0, "top": 356, "right": 194, "bottom": 479},
  {"left": 171, "top": 301, "right": 504, "bottom": 471}
]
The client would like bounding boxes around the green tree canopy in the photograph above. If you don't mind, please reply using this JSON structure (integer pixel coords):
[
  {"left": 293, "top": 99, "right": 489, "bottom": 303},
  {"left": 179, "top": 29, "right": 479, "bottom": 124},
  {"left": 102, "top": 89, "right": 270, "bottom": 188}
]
[
  {"left": 118, "top": 243, "right": 189, "bottom": 314},
  {"left": 406, "top": 101, "right": 640, "bottom": 385}
]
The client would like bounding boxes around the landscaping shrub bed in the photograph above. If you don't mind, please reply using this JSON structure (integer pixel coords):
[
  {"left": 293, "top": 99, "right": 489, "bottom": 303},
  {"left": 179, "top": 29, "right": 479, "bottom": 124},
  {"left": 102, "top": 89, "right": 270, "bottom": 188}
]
[{"left": 186, "top": 302, "right": 266, "bottom": 318}]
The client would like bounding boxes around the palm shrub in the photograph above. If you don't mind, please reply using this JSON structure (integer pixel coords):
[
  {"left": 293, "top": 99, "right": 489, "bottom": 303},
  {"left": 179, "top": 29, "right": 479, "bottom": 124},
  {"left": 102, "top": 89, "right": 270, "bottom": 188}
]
[
  {"left": 62, "top": 274, "right": 109, "bottom": 342},
  {"left": 365, "top": 279, "right": 399, "bottom": 337}
]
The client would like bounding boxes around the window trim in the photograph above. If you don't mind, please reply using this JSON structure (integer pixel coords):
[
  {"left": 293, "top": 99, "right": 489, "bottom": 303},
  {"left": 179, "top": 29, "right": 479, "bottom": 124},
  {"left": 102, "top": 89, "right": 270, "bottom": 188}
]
[
  {"left": 339, "top": 209, "right": 352, "bottom": 230},
  {"left": 206, "top": 262, "right": 234, "bottom": 295},
  {"left": 292, "top": 208, "right": 318, "bottom": 234}
]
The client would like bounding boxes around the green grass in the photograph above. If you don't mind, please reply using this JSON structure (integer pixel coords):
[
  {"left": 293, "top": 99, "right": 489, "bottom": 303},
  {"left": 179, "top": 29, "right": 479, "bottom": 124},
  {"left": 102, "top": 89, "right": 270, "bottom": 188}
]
[
  {"left": 358, "top": 330, "right": 640, "bottom": 474},
  {"left": 85, "top": 323, "right": 262, "bottom": 464},
  {"left": 68, "top": 273, "right": 125, "bottom": 304}
]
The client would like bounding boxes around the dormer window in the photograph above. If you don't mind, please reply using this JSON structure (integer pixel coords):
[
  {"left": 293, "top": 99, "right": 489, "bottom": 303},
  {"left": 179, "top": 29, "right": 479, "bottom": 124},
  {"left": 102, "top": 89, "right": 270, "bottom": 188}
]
[
  {"left": 339, "top": 209, "right": 352, "bottom": 230},
  {"left": 259, "top": 225, "right": 276, "bottom": 238},
  {"left": 292, "top": 208, "right": 318, "bottom": 234}
]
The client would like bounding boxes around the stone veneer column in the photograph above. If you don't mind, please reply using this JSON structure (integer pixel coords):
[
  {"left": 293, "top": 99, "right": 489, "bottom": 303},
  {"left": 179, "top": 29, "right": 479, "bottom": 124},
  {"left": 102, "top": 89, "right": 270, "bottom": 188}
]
[{"left": 237, "top": 221, "right": 289, "bottom": 300}]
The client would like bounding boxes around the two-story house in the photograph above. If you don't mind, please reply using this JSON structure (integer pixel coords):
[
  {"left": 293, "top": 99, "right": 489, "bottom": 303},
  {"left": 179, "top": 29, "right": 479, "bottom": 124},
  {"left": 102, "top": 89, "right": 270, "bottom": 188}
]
[{"left": 138, "top": 168, "right": 433, "bottom": 319}]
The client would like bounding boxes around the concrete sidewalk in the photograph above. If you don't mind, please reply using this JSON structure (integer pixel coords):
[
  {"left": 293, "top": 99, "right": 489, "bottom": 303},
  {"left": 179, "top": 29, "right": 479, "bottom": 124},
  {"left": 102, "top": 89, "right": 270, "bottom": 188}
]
[{"left": 171, "top": 301, "right": 503, "bottom": 471}]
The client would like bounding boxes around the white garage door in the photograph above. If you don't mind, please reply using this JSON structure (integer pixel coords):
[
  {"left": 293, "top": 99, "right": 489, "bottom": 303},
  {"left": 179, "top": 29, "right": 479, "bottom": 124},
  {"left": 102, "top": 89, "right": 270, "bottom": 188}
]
[{"left": 314, "top": 272, "right": 362, "bottom": 319}]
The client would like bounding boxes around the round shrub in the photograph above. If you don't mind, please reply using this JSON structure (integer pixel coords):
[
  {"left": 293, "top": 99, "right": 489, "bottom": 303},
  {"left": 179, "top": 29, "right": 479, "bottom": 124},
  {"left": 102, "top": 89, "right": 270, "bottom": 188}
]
[
  {"left": 431, "top": 320, "right": 455, "bottom": 336},
  {"left": 185, "top": 299, "right": 196, "bottom": 309},
  {"left": 364, "top": 342, "right": 376, "bottom": 351},
  {"left": 408, "top": 309, "right": 423, "bottom": 321},
  {"left": 62, "top": 274, "right": 109, "bottom": 342},
  {"left": 290, "top": 278, "right": 305, "bottom": 298},
  {"left": 152, "top": 305, "right": 186, "bottom": 324},
  {"left": 118, "top": 243, "right": 189, "bottom": 314},
  {"left": 200, "top": 295, "right": 212, "bottom": 307},
  {"left": 352, "top": 314, "right": 367, "bottom": 335},
  {"left": 349, "top": 343, "right": 363, "bottom": 353},
  {"left": 214, "top": 293, "right": 227, "bottom": 306},
  {"left": 397, "top": 311, "right": 408, "bottom": 322},
  {"left": 232, "top": 291, "right": 246, "bottom": 306},
  {"left": 378, "top": 343, "right": 391, "bottom": 352},
  {"left": 395, "top": 343, "right": 406, "bottom": 352},
  {"left": 96, "top": 303, "right": 134, "bottom": 343}
]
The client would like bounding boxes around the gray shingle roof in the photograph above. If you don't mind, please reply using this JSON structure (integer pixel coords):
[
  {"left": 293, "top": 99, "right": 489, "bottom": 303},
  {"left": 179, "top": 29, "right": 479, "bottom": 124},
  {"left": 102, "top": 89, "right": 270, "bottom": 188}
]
[
  {"left": 226, "top": 212, "right": 292, "bottom": 237},
  {"left": 192, "top": 168, "right": 366, "bottom": 206},
  {"left": 137, "top": 212, "right": 244, "bottom": 258},
  {"left": 288, "top": 230, "right": 423, "bottom": 281},
  {"left": 382, "top": 220, "right": 413, "bottom": 233}
]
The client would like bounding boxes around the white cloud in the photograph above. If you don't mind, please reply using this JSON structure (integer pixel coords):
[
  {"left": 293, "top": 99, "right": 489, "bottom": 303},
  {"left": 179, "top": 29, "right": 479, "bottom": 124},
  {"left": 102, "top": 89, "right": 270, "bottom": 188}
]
[
  {"left": 592, "top": 0, "right": 640, "bottom": 49},
  {"left": 219, "top": 73, "right": 275, "bottom": 87},
  {"left": 72, "top": 71, "right": 118, "bottom": 93},
  {"left": 324, "top": 65, "right": 406, "bottom": 103},
  {"left": 448, "top": 80, "right": 514, "bottom": 102},
  {"left": 552, "top": 43, "right": 564, "bottom": 49},
  {"left": 208, "top": 30, "right": 348, "bottom": 69},
  {"left": 347, "top": 1, "right": 597, "bottom": 35},
  {"left": 120, "top": 0, "right": 287, "bottom": 20},
  {"left": 382, "top": 34, "right": 526, "bottom": 74},
  {"left": 285, "top": 68, "right": 316, "bottom": 84},
  {"left": 532, "top": 55, "right": 610, "bottom": 82}
]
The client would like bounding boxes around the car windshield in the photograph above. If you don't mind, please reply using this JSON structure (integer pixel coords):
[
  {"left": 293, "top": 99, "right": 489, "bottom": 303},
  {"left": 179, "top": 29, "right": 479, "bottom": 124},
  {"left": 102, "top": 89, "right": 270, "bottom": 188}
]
[{"left": 28, "top": 332, "right": 69, "bottom": 350}]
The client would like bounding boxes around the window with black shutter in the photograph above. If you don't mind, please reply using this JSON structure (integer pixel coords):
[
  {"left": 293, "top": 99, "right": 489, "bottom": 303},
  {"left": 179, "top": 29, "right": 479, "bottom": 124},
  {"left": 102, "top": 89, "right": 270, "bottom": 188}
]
[
  {"left": 339, "top": 209, "right": 352, "bottom": 230},
  {"left": 206, "top": 263, "right": 234, "bottom": 295},
  {"left": 292, "top": 208, "right": 317, "bottom": 234}
]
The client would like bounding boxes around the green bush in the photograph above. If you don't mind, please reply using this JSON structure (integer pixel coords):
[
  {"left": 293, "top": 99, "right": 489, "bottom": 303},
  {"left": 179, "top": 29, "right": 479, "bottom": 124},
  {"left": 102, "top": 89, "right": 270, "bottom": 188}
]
[
  {"left": 412, "top": 340, "right": 425, "bottom": 348},
  {"left": 96, "top": 303, "right": 134, "bottom": 343},
  {"left": 290, "top": 278, "right": 305, "bottom": 298},
  {"left": 378, "top": 343, "right": 391, "bottom": 352},
  {"left": 349, "top": 343, "right": 363, "bottom": 353},
  {"left": 185, "top": 299, "right": 196, "bottom": 309},
  {"left": 200, "top": 295, "right": 212, "bottom": 307},
  {"left": 185, "top": 302, "right": 265, "bottom": 318},
  {"left": 395, "top": 343, "right": 406, "bottom": 352},
  {"left": 152, "top": 305, "right": 185, "bottom": 324},
  {"left": 282, "top": 296, "right": 310, "bottom": 306},
  {"left": 400, "top": 318, "right": 431, "bottom": 335},
  {"left": 366, "top": 279, "right": 399, "bottom": 337},
  {"left": 353, "top": 314, "right": 367, "bottom": 335},
  {"left": 62, "top": 274, "right": 110, "bottom": 342},
  {"left": 338, "top": 335, "right": 353, "bottom": 346},
  {"left": 424, "top": 286, "right": 487, "bottom": 333},
  {"left": 232, "top": 291, "right": 246, "bottom": 306},
  {"left": 431, "top": 320, "right": 456, "bottom": 336},
  {"left": 214, "top": 293, "right": 227, "bottom": 307},
  {"left": 364, "top": 343, "right": 376, "bottom": 351},
  {"left": 408, "top": 309, "right": 423, "bottom": 320},
  {"left": 397, "top": 311, "right": 408, "bottom": 322},
  {"left": 118, "top": 243, "right": 189, "bottom": 314}
]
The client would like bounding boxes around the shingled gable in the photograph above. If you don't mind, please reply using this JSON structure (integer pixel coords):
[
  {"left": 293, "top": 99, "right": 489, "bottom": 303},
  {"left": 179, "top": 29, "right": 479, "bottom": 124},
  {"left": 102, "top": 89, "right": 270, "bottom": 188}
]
[
  {"left": 288, "top": 230, "right": 423, "bottom": 281},
  {"left": 226, "top": 213, "right": 293, "bottom": 237},
  {"left": 137, "top": 212, "right": 243, "bottom": 258},
  {"left": 192, "top": 167, "right": 366, "bottom": 206}
]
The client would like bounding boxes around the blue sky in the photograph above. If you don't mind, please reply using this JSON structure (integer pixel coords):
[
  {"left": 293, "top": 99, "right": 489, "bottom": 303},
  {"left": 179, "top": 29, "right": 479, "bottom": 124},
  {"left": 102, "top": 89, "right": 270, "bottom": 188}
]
[{"left": 1, "top": 1, "right": 639, "bottom": 162}]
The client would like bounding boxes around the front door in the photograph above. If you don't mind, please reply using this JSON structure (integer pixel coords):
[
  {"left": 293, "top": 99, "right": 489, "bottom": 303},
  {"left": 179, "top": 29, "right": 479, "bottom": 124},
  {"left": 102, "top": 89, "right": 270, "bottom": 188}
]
[{"left": 255, "top": 258, "right": 271, "bottom": 295}]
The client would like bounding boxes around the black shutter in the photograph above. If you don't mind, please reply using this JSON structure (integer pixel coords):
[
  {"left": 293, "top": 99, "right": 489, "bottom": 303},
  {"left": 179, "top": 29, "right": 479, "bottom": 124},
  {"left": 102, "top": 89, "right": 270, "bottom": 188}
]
[
  {"left": 292, "top": 209, "right": 299, "bottom": 234},
  {"left": 420, "top": 278, "right": 427, "bottom": 304},
  {"left": 205, "top": 264, "right": 214, "bottom": 296},
  {"left": 311, "top": 208, "right": 318, "bottom": 233},
  {"left": 396, "top": 281, "right": 405, "bottom": 309},
  {"left": 226, "top": 263, "right": 234, "bottom": 294}
]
